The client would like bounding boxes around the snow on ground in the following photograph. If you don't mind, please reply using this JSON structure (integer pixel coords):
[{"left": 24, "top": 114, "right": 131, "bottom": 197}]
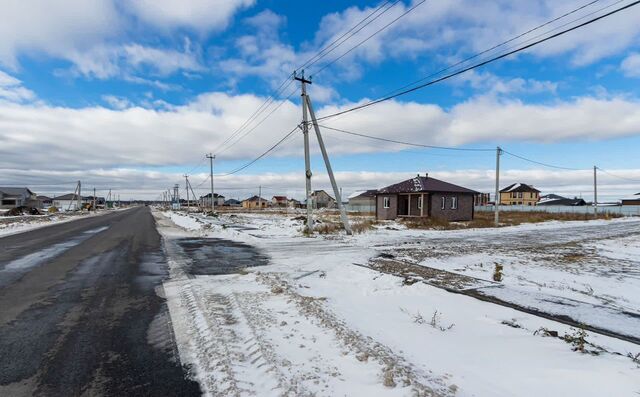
[
  {"left": 157, "top": 210, "right": 640, "bottom": 396},
  {"left": 0, "top": 208, "right": 133, "bottom": 238}
]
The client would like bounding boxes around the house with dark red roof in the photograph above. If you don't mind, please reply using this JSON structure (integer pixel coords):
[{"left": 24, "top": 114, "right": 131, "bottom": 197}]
[{"left": 376, "top": 174, "right": 478, "bottom": 221}]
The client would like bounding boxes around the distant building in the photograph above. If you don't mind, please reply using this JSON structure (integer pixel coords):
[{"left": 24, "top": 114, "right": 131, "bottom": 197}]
[
  {"left": 376, "top": 174, "right": 478, "bottom": 221},
  {"left": 224, "top": 198, "right": 242, "bottom": 207},
  {"left": 0, "top": 187, "right": 38, "bottom": 209},
  {"left": 242, "top": 195, "right": 268, "bottom": 209},
  {"left": 310, "top": 190, "right": 336, "bottom": 209},
  {"left": 53, "top": 193, "right": 86, "bottom": 211},
  {"left": 348, "top": 190, "right": 377, "bottom": 212},
  {"left": 499, "top": 183, "right": 540, "bottom": 206},
  {"left": 271, "top": 195, "right": 288, "bottom": 207},
  {"left": 37, "top": 195, "right": 53, "bottom": 209},
  {"left": 287, "top": 198, "right": 301, "bottom": 208},
  {"left": 539, "top": 194, "right": 587, "bottom": 206},
  {"left": 621, "top": 193, "right": 640, "bottom": 206},
  {"left": 474, "top": 193, "right": 491, "bottom": 206},
  {"left": 200, "top": 193, "right": 225, "bottom": 208}
]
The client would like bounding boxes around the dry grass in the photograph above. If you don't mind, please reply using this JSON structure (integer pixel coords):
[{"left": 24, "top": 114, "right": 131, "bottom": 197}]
[{"left": 403, "top": 210, "right": 622, "bottom": 230}]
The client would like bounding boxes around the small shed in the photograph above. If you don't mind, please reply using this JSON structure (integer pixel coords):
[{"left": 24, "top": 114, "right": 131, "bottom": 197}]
[{"left": 376, "top": 174, "right": 478, "bottom": 221}]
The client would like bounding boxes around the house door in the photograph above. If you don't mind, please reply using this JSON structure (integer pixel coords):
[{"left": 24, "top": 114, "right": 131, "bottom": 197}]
[{"left": 398, "top": 195, "right": 409, "bottom": 216}]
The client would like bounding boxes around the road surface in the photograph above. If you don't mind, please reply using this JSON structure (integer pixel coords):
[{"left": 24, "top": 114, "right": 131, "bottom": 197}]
[{"left": 0, "top": 207, "right": 201, "bottom": 396}]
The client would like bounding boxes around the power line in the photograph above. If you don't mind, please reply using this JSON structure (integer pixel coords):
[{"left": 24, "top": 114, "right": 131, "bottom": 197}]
[
  {"left": 213, "top": 77, "right": 294, "bottom": 154},
  {"left": 369, "top": 0, "right": 604, "bottom": 101},
  {"left": 217, "top": 124, "right": 300, "bottom": 177},
  {"left": 312, "top": 0, "right": 427, "bottom": 77},
  {"left": 316, "top": 0, "right": 640, "bottom": 121},
  {"left": 319, "top": 124, "right": 494, "bottom": 151},
  {"left": 212, "top": 1, "right": 401, "bottom": 158},
  {"left": 216, "top": 85, "right": 298, "bottom": 155},
  {"left": 296, "top": 1, "right": 397, "bottom": 71},
  {"left": 501, "top": 149, "right": 584, "bottom": 170},
  {"left": 596, "top": 167, "right": 640, "bottom": 182}
]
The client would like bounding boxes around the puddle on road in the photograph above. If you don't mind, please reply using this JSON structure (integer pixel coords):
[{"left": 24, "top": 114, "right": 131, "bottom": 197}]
[{"left": 175, "top": 238, "right": 268, "bottom": 275}]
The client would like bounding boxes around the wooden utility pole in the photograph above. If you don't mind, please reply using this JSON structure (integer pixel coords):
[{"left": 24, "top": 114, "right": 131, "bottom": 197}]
[
  {"left": 494, "top": 147, "right": 501, "bottom": 226},
  {"left": 295, "top": 70, "right": 314, "bottom": 233},
  {"left": 297, "top": 70, "right": 352, "bottom": 235},
  {"left": 93, "top": 187, "right": 96, "bottom": 211},
  {"left": 206, "top": 153, "right": 215, "bottom": 213}
]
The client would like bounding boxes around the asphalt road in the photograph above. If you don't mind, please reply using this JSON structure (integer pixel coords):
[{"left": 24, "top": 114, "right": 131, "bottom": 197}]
[{"left": 0, "top": 207, "right": 201, "bottom": 396}]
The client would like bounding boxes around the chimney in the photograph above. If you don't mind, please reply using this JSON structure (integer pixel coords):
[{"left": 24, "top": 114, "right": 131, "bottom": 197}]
[{"left": 425, "top": 172, "right": 428, "bottom": 179}]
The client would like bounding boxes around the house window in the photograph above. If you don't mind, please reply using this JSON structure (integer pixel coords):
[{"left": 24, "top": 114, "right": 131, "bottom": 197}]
[
  {"left": 383, "top": 197, "right": 390, "bottom": 209},
  {"left": 451, "top": 197, "right": 458, "bottom": 210},
  {"left": 441, "top": 197, "right": 446, "bottom": 210},
  {"left": 518, "top": 192, "right": 523, "bottom": 198},
  {"left": 417, "top": 196, "right": 422, "bottom": 209}
]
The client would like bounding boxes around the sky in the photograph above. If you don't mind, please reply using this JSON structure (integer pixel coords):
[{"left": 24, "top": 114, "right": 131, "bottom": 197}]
[{"left": 1, "top": 0, "right": 640, "bottom": 201}]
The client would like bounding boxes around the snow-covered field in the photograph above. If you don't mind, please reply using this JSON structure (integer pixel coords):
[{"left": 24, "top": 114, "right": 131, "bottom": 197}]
[{"left": 156, "top": 210, "right": 640, "bottom": 396}]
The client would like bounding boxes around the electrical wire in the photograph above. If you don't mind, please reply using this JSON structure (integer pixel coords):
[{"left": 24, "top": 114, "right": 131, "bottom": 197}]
[
  {"left": 311, "top": 0, "right": 427, "bottom": 77},
  {"left": 315, "top": 0, "right": 640, "bottom": 121},
  {"left": 366, "top": 0, "right": 604, "bottom": 101},
  {"left": 217, "top": 124, "right": 300, "bottom": 177},
  {"left": 501, "top": 149, "right": 584, "bottom": 170},
  {"left": 596, "top": 167, "right": 640, "bottom": 182},
  {"left": 296, "top": 1, "right": 397, "bottom": 71},
  {"left": 216, "top": 85, "right": 299, "bottom": 155},
  {"left": 319, "top": 124, "right": 494, "bottom": 151}
]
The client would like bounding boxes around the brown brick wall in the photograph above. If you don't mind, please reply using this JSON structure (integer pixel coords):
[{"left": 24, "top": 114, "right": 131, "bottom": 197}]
[
  {"left": 376, "top": 194, "right": 397, "bottom": 220},
  {"left": 429, "top": 193, "right": 474, "bottom": 221}
]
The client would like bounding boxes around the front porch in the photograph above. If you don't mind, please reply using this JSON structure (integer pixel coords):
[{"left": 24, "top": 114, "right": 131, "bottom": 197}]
[{"left": 397, "top": 193, "right": 429, "bottom": 218}]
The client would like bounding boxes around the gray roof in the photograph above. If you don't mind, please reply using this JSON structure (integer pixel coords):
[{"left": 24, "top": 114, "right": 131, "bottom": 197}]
[
  {"left": 378, "top": 176, "right": 478, "bottom": 195},
  {"left": 54, "top": 193, "right": 83, "bottom": 200},
  {"left": 0, "top": 187, "right": 35, "bottom": 197}
]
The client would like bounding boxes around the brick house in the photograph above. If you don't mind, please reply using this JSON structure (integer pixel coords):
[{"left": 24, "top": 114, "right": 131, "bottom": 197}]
[
  {"left": 242, "top": 195, "right": 268, "bottom": 209},
  {"left": 310, "top": 190, "right": 336, "bottom": 209},
  {"left": 376, "top": 174, "right": 478, "bottom": 221},
  {"left": 271, "top": 195, "right": 288, "bottom": 207},
  {"left": 499, "top": 183, "right": 540, "bottom": 206}
]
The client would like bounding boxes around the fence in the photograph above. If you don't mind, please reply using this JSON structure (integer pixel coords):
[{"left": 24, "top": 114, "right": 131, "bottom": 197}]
[{"left": 475, "top": 205, "right": 640, "bottom": 217}]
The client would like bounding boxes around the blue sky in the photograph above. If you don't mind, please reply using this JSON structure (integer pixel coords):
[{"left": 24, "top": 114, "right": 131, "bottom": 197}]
[{"left": 1, "top": 0, "right": 640, "bottom": 200}]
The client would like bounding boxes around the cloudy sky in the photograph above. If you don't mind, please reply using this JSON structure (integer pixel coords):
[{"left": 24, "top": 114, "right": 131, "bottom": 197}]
[{"left": 1, "top": 0, "right": 640, "bottom": 201}]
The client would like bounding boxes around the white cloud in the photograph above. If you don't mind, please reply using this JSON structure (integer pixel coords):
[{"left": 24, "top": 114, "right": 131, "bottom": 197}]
[
  {"left": 0, "top": 70, "right": 35, "bottom": 103},
  {"left": 621, "top": 52, "right": 640, "bottom": 77},
  {"left": 1, "top": 86, "right": 640, "bottom": 174},
  {"left": 0, "top": 0, "right": 120, "bottom": 69},
  {"left": 2, "top": 167, "right": 638, "bottom": 202},
  {"left": 126, "top": 0, "right": 254, "bottom": 33},
  {"left": 102, "top": 95, "right": 132, "bottom": 110}
]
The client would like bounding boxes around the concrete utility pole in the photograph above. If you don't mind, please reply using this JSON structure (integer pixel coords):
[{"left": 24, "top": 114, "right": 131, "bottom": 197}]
[
  {"left": 593, "top": 166, "right": 598, "bottom": 217},
  {"left": 305, "top": 94, "right": 352, "bottom": 235},
  {"left": 77, "top": 180, "right": 82, "bottom": 211},
  {"left": 173, "top": 184, "right": 180, "bottom": 209},
  {"left": 297, "top": 77, "right": 351, "bottom": 234},
  {"left": 494, "top": 147, "right": 501, "bottom": 227},
  {"left": 258, "top": 185, "right": 262, "bottom": 209},
  {"left": 295, "top": 70, "right": 314, "bottom": 233},
  {"left": 184, "top": 175, "right": 190, "bottom": 212},
  {"left": 206, "top": 153, "right": 215, "bottom": 214}
]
